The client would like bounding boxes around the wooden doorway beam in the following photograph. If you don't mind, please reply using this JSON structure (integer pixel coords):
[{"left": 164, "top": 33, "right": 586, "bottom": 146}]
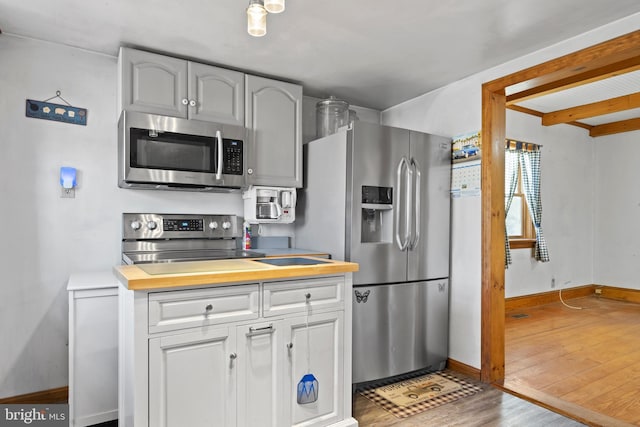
[
  {"left": 505, "top": 55, "right": 640, "bottom": 105},
  {"left": 480, "top": 29, "right": 640, "bottom": 384}
]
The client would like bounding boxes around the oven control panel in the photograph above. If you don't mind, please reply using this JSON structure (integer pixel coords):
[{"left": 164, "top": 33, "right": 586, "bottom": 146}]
[
  {"left": 122, "top": 213, "right": 240, "bottom": 240},
  {"left": 164, "top": 219, "right": 204, "bottom": 232}
]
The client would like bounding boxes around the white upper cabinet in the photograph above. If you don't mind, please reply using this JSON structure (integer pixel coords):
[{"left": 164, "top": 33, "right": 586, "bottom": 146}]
[
  {"left": 119, "top": 48, "right": 244, "bottom": 126},
  {"left": 245, "top": 75, "right": 303, "bottom": 188},
  {"left": 188, "top": 61, "right": 244, "bottom": 125}
]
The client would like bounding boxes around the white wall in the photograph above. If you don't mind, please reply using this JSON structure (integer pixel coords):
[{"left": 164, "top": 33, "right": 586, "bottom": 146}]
[
  {"left": 593, "top": 131, "right": 640, "bottom": 289},
  {"left": 381, "top": 13, "right": 640, "bottom": 369},
  {"left": 0, "top": 35, "right": 242, "bottom": 398},
  {"left": 504, "top": 111, "right": 594, "bottom": 297},
  {"left": 0, "top": 36, "right": 381, "bottom": 398}
]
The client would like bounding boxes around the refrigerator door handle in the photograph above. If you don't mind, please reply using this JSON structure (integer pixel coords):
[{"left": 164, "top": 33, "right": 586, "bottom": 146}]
[
  {"left": 409, "top": 158, "right": 421, "bottom": 250},
  {"left": 405, "top": 157, "right": 413, "bottom": 251},
  {"left": 395, "top": 157, "right": 410, "bottom": 251}
]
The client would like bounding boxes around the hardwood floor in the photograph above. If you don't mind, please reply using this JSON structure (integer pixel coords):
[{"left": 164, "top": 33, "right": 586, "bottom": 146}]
[
  {"left": 505, "top": 296, "right": 640, "bottom": 426},
  {"left": 353, "top": 370, "right": 585, "bottom": 426}
]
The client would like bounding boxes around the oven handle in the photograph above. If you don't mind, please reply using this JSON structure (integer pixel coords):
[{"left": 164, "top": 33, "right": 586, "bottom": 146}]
[{"left": 216, "top": 130, "right": 223, "bottom": 180}]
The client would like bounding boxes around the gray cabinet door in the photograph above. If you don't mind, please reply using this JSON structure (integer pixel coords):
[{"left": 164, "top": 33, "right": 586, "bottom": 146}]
[
  {"left": 119, "top": 48, "right": 188, "bottom": 118},
  {"left": 188, "top": 62, "right": 244, "bottom": 125},
  {"left": 245, "top": 75, "right": 302, "bottom": 188}
]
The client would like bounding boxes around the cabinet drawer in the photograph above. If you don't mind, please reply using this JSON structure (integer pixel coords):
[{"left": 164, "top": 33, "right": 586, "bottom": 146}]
[
  {"left": 149, "top": 284, "right": 259, "bottom": 333},
  {"left": 263, "top": 276, "right": 343, "bottom": 317}
]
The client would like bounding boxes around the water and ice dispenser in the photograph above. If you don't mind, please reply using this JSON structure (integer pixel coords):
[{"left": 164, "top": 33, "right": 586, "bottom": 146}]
[{"left": 361, "top": 185, "right": 393, "bottom": 243}]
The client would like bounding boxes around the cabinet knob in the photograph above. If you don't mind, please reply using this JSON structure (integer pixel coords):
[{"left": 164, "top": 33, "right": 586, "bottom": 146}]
[
  {"left": 229, "top": 353, "right": 237, "bottom": 360},
  {"left": 305, "top": 293, "right": 311, "bottom": 300},
  {"left": 181, "top": 98, "right": 189, "bottom": 105},
  {"left": 205, "top": 304, "right": 213, "bottom": 311},
  {"left": 286, "top": 343, "right": 293, "bottom": 350},
  {"left": 247, "top": 168, "right": 253, "bottom": 175},
  {"left": 189, "top": 99, "right": 197, "bottom": 107}
]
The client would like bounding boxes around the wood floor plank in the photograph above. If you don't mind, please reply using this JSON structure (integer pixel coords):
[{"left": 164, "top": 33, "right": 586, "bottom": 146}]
[{"left": 505, "top": 296, "right": 640, "bottom": 426}]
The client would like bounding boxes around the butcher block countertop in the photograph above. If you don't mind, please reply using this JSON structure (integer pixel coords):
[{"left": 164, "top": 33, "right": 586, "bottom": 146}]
[{"left": 113, "top": 256, "right": 359, "bottom": 291}]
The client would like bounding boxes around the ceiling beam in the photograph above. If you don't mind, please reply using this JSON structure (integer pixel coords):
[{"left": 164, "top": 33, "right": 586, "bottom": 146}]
[
  {"left": 590, "top": 117, "right": 640, "bottom": 137},
  {"left": 507, "top": 104, "right": 593, "bottom": 131},
  {"left": 542, "top": 92, "right": 640, "bottom": 126}
]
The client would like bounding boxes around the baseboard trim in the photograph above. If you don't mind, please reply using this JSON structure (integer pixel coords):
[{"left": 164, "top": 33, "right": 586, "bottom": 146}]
[
  {"left": 597, "top": 285, "right": 640, "bottom": 304},
  {"left": 0, "top": 386, "right": 68, "bottom": 404},
  {"left": 505, "top": 285, "right": 595, "bottom": 311},
  {"left": 506, "top": 284, "right": 640, "bottom": 311},
  {"left": 447, "top": 358, "right": 481, "bottom": 380}
]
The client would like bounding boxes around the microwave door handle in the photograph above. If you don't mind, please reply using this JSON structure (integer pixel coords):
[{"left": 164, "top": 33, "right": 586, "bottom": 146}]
[{"left": 215, "top": 130, "right": 223, "bottom": 180}]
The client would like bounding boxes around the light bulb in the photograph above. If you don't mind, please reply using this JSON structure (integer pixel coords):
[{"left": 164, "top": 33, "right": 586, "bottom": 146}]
[
  {"left": 264, "top": 0, "right": 285, "bottom": 13},
  {"left": 247, "top": 0, "right": 267, "bottom": 37}
]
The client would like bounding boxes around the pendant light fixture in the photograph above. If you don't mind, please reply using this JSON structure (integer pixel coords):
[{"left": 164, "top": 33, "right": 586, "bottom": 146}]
[
  {"left": 247, "top": 0, "right": 285, "bottom": 37},
  {"left": 264, "top": 0, "right": 285, "bottom": 14},
  {"left": 247, "top": 0, "right": 267, "bottom": 37}
]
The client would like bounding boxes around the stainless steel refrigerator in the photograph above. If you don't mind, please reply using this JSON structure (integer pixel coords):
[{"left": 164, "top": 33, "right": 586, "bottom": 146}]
[{"left": 296, "top": 121, "right": 451, "bottom": 385}]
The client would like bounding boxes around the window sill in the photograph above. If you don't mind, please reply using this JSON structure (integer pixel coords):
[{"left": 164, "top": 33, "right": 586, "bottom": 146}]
[{"left": 509, "top": 239, "right": 536, "bottom": 249}]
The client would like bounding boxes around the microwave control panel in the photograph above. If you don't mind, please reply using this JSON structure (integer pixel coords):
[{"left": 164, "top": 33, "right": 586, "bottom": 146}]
[{"left": 222, "top": 139, "right": 243, "bottom": 175}]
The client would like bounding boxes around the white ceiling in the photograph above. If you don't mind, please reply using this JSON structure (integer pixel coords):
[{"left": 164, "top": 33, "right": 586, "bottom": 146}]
[{"left": 1, "top": 0, "right": 640, "bottom": 110}]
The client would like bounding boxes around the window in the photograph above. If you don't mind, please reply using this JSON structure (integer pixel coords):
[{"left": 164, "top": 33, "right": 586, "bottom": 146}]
[
  {"left": 505, "top": 141, "right": 549, "bottom": 265},
  {"left": 506, "top": 164, "right": 535, "bottom": 249}
]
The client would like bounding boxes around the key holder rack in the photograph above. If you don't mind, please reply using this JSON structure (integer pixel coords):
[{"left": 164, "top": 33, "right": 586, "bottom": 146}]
[{"left": 26, "top": 90, "right": 88, "bottom": 126}]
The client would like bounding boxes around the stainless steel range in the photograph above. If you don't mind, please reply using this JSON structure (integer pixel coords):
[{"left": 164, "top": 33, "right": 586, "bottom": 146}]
[{"left": 121, "top": 213, "right": 263, "bottom": 274}]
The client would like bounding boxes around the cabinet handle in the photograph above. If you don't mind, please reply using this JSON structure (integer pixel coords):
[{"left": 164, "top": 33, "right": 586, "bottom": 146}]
[
  {"left": 246, "top": 324, "right": 275, "bottom": 337},
  {"left": 181, "top": 98, "right": 189, "bottom": 105},
  {"left": 189, "top": 99, "right": 197, "bottom": 107},
  {"left": 229, "top": 353, "right": 237, "bottom": 360},
  {"left": 205, "top": 304, "right": 213, "bottom": 312},
  {"left": 286, "top": 343, "right": 293, "bottom": 350}
]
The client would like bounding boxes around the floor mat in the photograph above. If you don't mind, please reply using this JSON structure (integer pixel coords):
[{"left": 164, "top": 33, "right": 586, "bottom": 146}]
[{"left": 359, "top": 371, "right": 482, "bottom": 418}]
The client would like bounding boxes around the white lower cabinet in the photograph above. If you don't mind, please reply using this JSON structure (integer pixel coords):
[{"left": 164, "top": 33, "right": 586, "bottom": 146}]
[
  {"left": 149, "top": 327, "right": 237, "bottom": 427},
  {"left": 68, "top": 272, "right": 119, "bottom": 427},
  {"left": 237, "top": 321, "right": 283, "bottom": 427},
  {"left": 284, "top": 311, "right": 344, "bottom": 427},
  {"left": 120, "top": 274, "right": 356, "bottom": 427}
]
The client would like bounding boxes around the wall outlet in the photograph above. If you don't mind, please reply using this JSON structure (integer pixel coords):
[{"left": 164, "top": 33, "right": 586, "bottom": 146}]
[
  {"left": 551, "top": 277, "right": 556, "bottom": 288},
  {"left": 61, "top": 187, "right": 75, "bottom": 198}
]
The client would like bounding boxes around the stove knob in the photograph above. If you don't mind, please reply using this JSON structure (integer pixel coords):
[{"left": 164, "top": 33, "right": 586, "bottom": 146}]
[
  {"left": 130, "top": 220, "right": 142, "bottom": 231},
  {"left": 209, "top": 221, "right": 219, "bottom": 230},
  {"left": 147, "top": 221, "right": 158, "bottom": 230},
  {"left": 222, "top": 221, "right": 232, "bottom": 230}
]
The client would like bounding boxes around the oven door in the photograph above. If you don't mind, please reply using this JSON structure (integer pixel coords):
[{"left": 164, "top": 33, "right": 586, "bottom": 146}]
[{"left": 118, "top": 110, "right": 246, "bottom": 190}]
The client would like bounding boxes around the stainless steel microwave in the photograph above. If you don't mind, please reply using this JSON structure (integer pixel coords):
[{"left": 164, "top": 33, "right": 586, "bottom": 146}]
[{"left": 118, "top": 111, "right": 246, "bottom": 191}]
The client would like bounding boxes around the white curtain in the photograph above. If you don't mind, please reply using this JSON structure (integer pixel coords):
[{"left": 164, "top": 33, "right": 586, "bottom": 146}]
[{"left": 504, "top": 150, "right": 519, "bottom": 267}]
